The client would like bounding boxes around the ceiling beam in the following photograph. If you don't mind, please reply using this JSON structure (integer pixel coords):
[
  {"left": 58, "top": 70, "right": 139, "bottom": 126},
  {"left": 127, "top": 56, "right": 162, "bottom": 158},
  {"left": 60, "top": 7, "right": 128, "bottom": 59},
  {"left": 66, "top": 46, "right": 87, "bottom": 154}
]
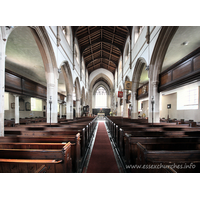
[
  {"left": 102, "top": 27, "right": 127, "bottom": 40},
  {"left": 80, "top": 38, "right": 123, "bottom": 54},
  {"left": 87, "top": 27, "right": 95, "bottom": 72},
  {"left": 107, "top": 27, "right": 116, "bottom": 70},
  {"left": 84, "top": 48, "right": 120, "bottom": 60},
  {"left": 87, "top": 62, "right": 115, "bottom": 69},
  {"left": 86, "top": 58, "right": 117, "bottom": 68},
  {"left": 76, "top": 27, "right": 101, "bottom": 41}
]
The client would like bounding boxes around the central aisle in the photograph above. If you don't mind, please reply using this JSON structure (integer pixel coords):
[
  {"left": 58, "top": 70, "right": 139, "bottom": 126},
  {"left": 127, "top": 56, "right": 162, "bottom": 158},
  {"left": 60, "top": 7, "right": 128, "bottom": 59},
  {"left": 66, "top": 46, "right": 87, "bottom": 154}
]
[{"left": 86, "top": 121, "right": 119, "bottom": 173}]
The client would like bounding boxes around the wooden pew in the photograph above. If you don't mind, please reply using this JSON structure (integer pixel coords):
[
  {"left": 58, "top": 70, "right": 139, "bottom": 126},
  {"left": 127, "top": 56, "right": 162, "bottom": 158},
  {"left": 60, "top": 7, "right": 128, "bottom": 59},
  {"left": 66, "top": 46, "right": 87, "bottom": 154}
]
[
  {"left": 35, "top": 164, "right": 47, "bottom": 173},
  {"left": 20, "top": 118, "right": 31, "bottom": 125},
  {"left": 3, "top": 116, "right": 97, "bottom": 172},
  {"left": 0, "top": 142, "right": 72, "bottom": 173},
  {"left": 124, "top": 135, "right": 200, "bottom": 166},
  {"left": 136, "top": 142, "right": 200, "bottom": 173},
  {"left": 118, "top": 126, "right": 192, "bottom": 157},
  {"left": 110, "top": 119, "right": 199, "bottom": 157},
  {"left": 0, "top": 134, "right": 81, "bottom": 173},
  {"left": 0, "top": 159, "right": 63, "bottom": 173},
  {"left": 5, "top": 116, "right": 98, "bottom": 155},
  {"left": 5, "top": 127, "right": 86, "bottom": 157},
  {"left": 4, "top": 120, "right": 15, "bottom": 127}
]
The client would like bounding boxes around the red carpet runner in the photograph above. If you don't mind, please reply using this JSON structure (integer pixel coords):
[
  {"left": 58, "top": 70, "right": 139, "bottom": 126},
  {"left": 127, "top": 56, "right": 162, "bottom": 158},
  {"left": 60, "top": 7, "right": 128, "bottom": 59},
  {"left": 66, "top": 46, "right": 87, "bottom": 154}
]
[{"left": 86, "top": 122, "right": 119, "bottom": 173}]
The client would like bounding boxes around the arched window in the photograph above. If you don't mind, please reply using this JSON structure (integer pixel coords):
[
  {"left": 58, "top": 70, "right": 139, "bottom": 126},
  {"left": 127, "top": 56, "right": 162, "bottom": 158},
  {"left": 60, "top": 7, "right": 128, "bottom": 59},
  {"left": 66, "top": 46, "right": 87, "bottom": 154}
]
[
  {"left": 95, "top": 87, "right": 107, "bottom": 108},
  {"left": 62, "top": 26, "right": 71, "bottom": 45}
]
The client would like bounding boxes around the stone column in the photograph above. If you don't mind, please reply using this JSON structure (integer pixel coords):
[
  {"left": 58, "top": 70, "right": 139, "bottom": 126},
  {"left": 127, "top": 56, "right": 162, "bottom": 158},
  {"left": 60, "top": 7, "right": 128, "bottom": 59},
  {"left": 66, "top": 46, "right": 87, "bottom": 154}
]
[
  {"left": 80, "top": 56, "right": 82, "bottom": 81},
  {"left": 14, "top": 95, "right": 19, "bottom": 124},
  {"left": 117, "top": 98, "right": 121, "bottom": 116},
  {"left": 107, "top": 93, "right": 111, "bottom": 109},
  {"left": 0, "top": 27, "right": 6, "bottom": 136},
  {"left": 66, "top": 94, "right": 73, "bottom": 119},
  {"left": 123, "top": 89, "right": 128, "bottom": 117},
  {"left": 110, "top": 90, "right": 115, "bottom": 112},
  {"left": 76, "top": 99, "right": 80, "bottom": 117},
  {"left": 89, "top": 90, "right": 92, "bottom": 115},
  {"left": 59, "top": 101, "right": 62, "bottom": 118},
  {"left": 148, "top": 80, "right": 160, "bottom": 123},
  {"left": 47, "top": 81, "right": 58, "bottom": 123},
  {"left": 131, "top": 92, "right": 138, "bottom": 119}
]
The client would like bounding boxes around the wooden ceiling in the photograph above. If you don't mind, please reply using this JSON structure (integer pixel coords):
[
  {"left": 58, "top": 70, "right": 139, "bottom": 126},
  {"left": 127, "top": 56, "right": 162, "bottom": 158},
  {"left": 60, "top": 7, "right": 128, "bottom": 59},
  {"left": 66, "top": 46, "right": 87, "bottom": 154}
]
[{"left": 72, "top": 26, "right": 132, "bottom": 74}]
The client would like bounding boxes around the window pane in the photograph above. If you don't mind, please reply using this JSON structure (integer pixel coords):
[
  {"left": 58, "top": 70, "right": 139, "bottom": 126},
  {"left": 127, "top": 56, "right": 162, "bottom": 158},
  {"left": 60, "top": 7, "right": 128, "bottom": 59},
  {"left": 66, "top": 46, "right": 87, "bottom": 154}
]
[
  {"left": 95, "top": 87, "right": 107, "bottom": 108},
  {"left": 177, "top": 85, "right": 198, "bottom": 110},
  {"left": 4, "top": 92, "right": 9, "bottom": 110},
  {"left": 31, "top": 98, "right": 42, "bottom": 111}
]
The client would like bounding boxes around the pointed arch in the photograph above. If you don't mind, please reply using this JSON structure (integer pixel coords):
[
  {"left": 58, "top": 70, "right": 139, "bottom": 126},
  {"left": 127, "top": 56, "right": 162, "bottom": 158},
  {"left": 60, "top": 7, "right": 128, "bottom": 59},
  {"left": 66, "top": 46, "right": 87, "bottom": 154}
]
[
  {"left": 60, "top": 61, "right": 73, "bottom": 95},
  {"left": 148, "top": 26, "right": 178, "bottom": 82},
  {"left": 132, "top": 57, "right": 147, "bottom": 93},
  {"left": 30, "top": 26, "right": 58, "bottom": 75},
  {"left": 74, "top": 77, "right": 81, "bottom": 100},
  {"left": 81, "top": 86, "right": 86, "bottom": 105},
  {"left": 85, "top": 92, "right": 89, "bottom": 105}
]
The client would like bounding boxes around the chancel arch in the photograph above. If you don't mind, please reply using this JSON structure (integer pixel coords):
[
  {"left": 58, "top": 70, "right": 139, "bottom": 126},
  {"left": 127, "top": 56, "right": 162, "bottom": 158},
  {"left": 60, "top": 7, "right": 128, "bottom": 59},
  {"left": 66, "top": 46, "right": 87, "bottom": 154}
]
[{"left": 93, "top": 81, "right": 110, "bottom": 108}]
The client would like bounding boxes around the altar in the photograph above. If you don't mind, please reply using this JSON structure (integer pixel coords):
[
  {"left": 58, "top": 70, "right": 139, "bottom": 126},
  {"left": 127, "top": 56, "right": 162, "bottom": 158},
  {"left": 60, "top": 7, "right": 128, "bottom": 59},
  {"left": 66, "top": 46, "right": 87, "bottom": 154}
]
[
  {"left": 98, "top": 113, "right": 105, "bottom": 117},
  {"left": 92, "top": 108, "right": 110, "bottom": 116}
]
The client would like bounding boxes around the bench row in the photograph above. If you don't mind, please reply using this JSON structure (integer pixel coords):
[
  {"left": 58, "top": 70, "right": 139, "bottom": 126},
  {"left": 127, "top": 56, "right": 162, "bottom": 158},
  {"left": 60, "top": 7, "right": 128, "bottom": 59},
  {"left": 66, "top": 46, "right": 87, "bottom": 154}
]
[
  {"left": 105, "top": 116, "right": 200, "bottom": 173},
  {"left": 0, "top": 116, "right": 98, "bottom": 173}
]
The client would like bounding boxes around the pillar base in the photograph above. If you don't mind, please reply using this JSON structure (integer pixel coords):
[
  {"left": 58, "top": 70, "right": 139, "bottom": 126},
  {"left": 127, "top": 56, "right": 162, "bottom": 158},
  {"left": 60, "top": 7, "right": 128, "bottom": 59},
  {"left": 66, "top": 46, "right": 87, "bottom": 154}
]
[
  {"left": 131, "top": 113, "right": 138, "bottom": 119},
  {"left": 66, "top": 112, "right": 73, "bottom": 120},
  {"left": 0, "top": 113, "right": 4, "bottom": 136}
]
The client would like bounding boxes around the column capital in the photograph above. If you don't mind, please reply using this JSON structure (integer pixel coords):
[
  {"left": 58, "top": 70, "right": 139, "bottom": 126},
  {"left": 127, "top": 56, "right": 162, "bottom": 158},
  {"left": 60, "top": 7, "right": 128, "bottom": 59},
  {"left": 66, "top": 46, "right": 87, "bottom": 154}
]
[
  {"left": 13, "top": 94, "right": 20, "bottom": 98},
  {"left": 58, "top": 100, "right": 63, "bottom": 104},
  {"left": 152, "top": 81, "right": 159, "bottom": 87},
  {"left": 48, "top": 83, "right": 55, "bottom": 88},
  {"left": 132, "top": 91, "right": 137, "bottom": 96}
]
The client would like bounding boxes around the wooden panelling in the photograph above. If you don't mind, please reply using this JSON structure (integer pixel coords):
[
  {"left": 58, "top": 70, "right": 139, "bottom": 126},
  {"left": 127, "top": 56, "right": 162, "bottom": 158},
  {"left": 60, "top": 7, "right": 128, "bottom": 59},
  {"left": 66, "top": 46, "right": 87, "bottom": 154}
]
[
  {"left": 159, "top": 48, "right": 200, "bottom": 92},
  {"left": 23, "top": 79, "right": 36, "bottom": 92},
  {"left": 173, "top": 60, "right": 192, "bottom": 80},
  {"left": 193, "top": 54, "right": 200, "bottom": 71},
  {"left": 5, "top": 72, "right": 21, "bottom": 89},
  {"left": 5, "top": 69, "right": 62, "bottom": 100},
  {"left": 36, "top": 85, "right": 46, "bottom": 95},
  {"left": 160, "top": 71, "right": 171, "bottom": 86},
  {"left": 23, "top": 79, "right": 46, "bottom": 99}
]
